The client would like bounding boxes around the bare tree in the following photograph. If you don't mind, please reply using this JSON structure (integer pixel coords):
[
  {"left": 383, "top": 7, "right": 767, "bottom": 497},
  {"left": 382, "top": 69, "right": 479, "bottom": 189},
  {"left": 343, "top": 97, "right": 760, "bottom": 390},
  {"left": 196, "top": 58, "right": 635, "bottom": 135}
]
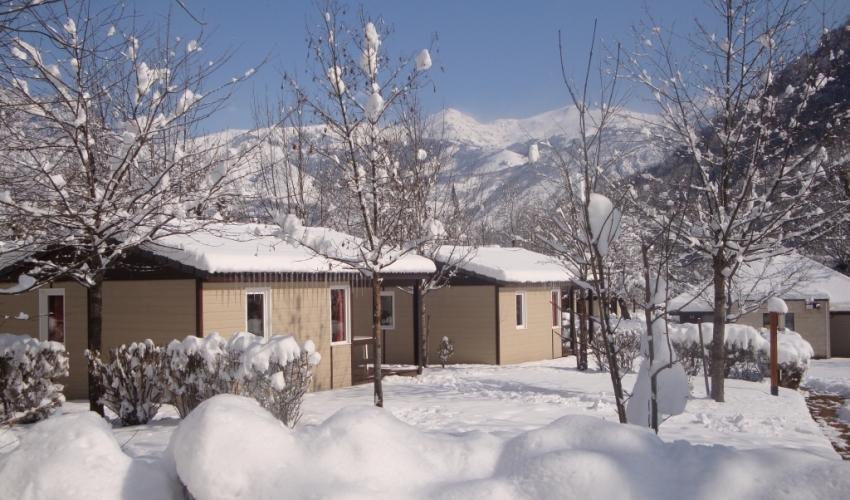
[
  {"left": 631, "top": 0, "right": 849, "bottom": 402},
  {"left": 537, "top": 24, "right": 643, "bottom": 424},
  {"left": 0, "top": 0, "right": 255, "bottom": 413},
  {"left": 278, "top": 1, "right": 440, "bottom": 407}
]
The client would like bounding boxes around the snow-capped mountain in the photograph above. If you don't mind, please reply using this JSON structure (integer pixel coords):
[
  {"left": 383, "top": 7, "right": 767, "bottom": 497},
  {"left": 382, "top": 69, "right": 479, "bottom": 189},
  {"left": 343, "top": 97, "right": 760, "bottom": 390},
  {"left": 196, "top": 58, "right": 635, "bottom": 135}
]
[{"left": 436, "top": 106, "right": 664, "bottom": 210}]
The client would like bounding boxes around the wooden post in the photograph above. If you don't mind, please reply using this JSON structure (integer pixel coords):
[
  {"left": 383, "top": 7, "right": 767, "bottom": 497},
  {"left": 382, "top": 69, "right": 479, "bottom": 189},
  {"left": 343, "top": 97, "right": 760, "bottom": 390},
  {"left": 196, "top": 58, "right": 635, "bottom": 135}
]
[{"left": 770, "top": 311, "right": 779, "bottom": 396}]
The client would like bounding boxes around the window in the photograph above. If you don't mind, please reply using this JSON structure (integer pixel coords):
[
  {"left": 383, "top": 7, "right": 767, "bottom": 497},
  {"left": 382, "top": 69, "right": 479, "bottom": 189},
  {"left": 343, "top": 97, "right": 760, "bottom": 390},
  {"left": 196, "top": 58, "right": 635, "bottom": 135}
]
[
  {"left": 552, "top": 290, "right": 560, "bottom": 329},
  {"left": 516, "top": 291, "right": 527, "bottom": 329},
  {"left": 762, "top": 312, "right": 795, "bottom": 331},
  {"left": 330, "top": 286, "right": 350, "bottom": 344},
  {"left": 380, "top": 291, "right": 395, "bottom": 330},
  {"left": 39, "top": 288, "right": 65, "bottom": 343},
  {"left": 246, "top": 288, "right": 271, "bottom": 339}
]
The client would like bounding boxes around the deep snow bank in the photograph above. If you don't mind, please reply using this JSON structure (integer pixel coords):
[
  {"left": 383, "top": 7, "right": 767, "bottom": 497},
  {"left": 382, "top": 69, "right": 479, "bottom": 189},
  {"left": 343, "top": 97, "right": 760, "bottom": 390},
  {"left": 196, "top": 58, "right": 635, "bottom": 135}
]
[
  {"left": 169, "top": 395, "right": 850, "bottom": 500},
  {"left": 0, "top": 411, "right": 179, "bottom": 500}
]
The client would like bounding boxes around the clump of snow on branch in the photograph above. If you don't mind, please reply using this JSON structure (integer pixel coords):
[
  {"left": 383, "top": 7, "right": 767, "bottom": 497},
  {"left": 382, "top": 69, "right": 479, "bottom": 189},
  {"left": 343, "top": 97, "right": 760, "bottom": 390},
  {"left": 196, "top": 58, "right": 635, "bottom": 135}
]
[
  {"left": 0, "top": 333, "right": 68, "bottom": 424},
  {"left": 0, "top": 274, "right": 36, "bottom": 295},
  {"left": 527, "top": 143, "right": 539, "bottom": 164},
  {"left": 627, "top": 277, "right": 689, "bottom": 427},
  {"left": 365, "top": 91, "right": 384, "bottom": 122},
  {"left": 582, "top": 193, "right": 622, "bottom": 257},
  {"left": 416, "top": 149, "right": 427, "bottom": 161},
  {"left": 360, "top": 22, "right": 381, "bottom": 78},
  {"left": 415, "top": 49, "right": 432, "bottom": 71},
  {"left": 326, "top": 66, "right": 345, "bottom": 94}
]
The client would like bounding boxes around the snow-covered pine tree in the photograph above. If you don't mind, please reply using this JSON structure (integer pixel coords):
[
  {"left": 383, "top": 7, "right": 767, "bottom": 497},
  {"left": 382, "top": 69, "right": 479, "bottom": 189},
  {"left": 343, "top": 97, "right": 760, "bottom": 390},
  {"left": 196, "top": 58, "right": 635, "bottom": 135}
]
[
  {"left": 631, "top": 0, "right": 850, "bottom": 402},
  {"left": 0, "top": 0, "right": 256, "bottom": 413}
]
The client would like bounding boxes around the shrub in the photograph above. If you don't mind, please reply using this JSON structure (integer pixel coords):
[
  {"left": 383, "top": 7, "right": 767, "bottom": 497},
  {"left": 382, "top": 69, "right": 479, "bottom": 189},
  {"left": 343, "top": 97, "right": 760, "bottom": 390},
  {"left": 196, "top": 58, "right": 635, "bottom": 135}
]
[
  {"left": 0, "top": 333, "right": 68, "bottom": 424},
  {"left": 668, "top": 323, "right": 813, "bottom": 389},
  {"left": 86, "top": 340, "right": 166, "bottom": 426},
  {"left": 163, "top": 332, "right": 321, "bottom": 426},
  {"left": 437, "top": 336, "right": 454, "bottom": 368},
  {"left": 590, "top": 320, "right": 642, "bottom": 374},
  {"left": 163, "top": 333, "right": 232, "bottom": 419},
  {"left": 227, "top": 333, "right": 321, "bottom": 427}
]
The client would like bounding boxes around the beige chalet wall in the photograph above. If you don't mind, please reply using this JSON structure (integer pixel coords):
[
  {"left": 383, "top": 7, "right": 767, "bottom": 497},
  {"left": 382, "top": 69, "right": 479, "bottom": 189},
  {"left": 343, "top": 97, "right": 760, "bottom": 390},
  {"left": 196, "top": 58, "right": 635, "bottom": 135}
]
[
  {"left": 499, "top": 286, "right": 560, "bottom": 365},
  {"left": 201, "top": 280, "right": 351, "bottom": 391},
  {"left": 0, "top": 282, "right": 88, "bottom": 399},
  {"left": 382, "top": 288, "right": 415, "bottom": 365},
  {"left": 425, "top": 285, "right": 497, "bottom": 365},
  {"left": 350, "top": 286, "right": 416, "bottom": 365},
  {"left": 736, "top": 299, "right": 830, "bottom": 357},
  {"left": 102, "top": 280, "right": 196, "bottom": 351}
]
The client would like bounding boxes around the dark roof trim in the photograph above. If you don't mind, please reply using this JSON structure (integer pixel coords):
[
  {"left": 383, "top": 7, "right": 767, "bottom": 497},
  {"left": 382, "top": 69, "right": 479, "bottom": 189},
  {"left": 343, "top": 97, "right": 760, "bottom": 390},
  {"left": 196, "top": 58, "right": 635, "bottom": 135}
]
[{"left": 441, "top": 264, "right": 575, "bottom": 288}]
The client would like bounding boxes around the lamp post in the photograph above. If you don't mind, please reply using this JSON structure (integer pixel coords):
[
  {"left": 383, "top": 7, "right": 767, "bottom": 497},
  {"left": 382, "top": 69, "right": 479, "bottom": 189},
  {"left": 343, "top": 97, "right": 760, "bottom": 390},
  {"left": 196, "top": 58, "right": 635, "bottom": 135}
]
[{"left": 767, "top": 297, "right": 787, "bottom": 397}]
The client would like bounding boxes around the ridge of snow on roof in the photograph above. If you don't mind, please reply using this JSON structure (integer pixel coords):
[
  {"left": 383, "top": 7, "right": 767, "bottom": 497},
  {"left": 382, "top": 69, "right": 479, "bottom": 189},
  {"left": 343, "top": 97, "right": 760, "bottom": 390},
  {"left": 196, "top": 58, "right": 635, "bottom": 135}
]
[
  {"left": 669, "top": 253, "right": 850, "bottom": 312},
  {"left": 145, "top": 224, "right": 435, "bottom": 275},
  {"left": 439, "top": 246, "right": 573, "bottom": 284}
]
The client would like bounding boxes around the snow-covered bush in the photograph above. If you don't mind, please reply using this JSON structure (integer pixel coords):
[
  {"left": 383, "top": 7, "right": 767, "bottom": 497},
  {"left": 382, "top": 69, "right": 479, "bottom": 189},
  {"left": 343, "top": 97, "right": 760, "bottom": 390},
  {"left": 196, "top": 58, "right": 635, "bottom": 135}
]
[
  {"left": 437, "top": 337, "right": 454, "bottom": 368},
  {"left": 668, "top": 323, "right": 813, "bottom": 389},
  {"left": 163, "top": 333, "right": 232, "bottom": 419},
  {"left": 163, "top": 333, "right": 321, "bottom": 426},
  {"left": 0, "top": 333, "right": 68, "bottom": 424},
  {"left": 590, "top": 320, "right": 642, "bottom": 374},
  {"left": 86, "top": 340, "right": 166, "bottom": 426},
  {"left": 227, "top": 333, "right": 321, "bottom": 427}
]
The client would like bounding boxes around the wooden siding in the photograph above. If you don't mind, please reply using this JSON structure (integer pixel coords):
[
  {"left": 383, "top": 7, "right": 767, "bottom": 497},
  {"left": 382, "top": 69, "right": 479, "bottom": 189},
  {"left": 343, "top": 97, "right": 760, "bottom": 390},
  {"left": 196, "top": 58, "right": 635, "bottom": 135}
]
[
  {"left": 425, "top": 285, "right": 497, "bottom": 364},
  {"left": 831, "top": 313, "right": 850, "bottom": 357},
  {"left": 0, "top": 282, "right": 88, "bottom": 399},
  {"left": 201, "top": 280, "right": 351, "bottom": 391},
  {"left": 499, "top": 286, "right": 560, "bottom": 365},
  {"left": 102, "top": 280, "right": 196, "bottom": 352},
  {"left": 736, "top": 299, "right": 830, "bottom": 358}
]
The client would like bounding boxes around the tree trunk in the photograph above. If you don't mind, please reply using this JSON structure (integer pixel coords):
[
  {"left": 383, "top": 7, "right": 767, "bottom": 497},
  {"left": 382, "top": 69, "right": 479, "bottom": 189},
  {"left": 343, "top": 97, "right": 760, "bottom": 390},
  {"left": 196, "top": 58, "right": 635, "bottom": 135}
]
[
  {"left": 594, "top": 255, "right": 627, "bottom": 424},
  {"left": 417, "top": 286, "right": 428, "bottom": 375},
  {"left": 372, "top": 274, "right": 384, "bottom": 407},
  {"left": 710, "top": 259, "right": 727, "bottom": 403},
  {"left": 87, "top": 274, "right": 105, "bottom": 416},
  {"left": 577, "top": 289, "right": 588, "bottom": 371}
]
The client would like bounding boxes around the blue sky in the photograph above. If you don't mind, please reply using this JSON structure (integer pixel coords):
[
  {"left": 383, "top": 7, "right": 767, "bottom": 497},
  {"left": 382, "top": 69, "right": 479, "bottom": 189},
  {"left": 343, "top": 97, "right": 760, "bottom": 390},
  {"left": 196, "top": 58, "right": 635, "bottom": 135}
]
[{"left": 144, "top": 0, "right": 848, "bottom": 132}]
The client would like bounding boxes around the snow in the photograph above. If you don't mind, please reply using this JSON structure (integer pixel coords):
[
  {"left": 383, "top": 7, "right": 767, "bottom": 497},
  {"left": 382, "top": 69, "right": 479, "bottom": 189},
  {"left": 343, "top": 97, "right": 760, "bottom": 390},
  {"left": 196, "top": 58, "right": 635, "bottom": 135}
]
[
  {"left": 803, "top": 358, "right": 850, "bottom": 397},
  {"left": 416, "top": 148, "right": 427, "bottom": 161},
  {"left": 365, "top": 91, "right": 384, "bottom": 122},
  {"left": 3, "top": 357, "right": 848, "bottom": 499},
  {"left": 0, "top": 412, "right": 179, "bottom": 500},
  {"left": 527, "top": 143, "right": 539, "bottom": 163},
  {"left": 668, "top": 322, "right": 814, "bottom": 366},
  {"left": 670, "top": 253, "right": 850, "bottom": 312},
  {"left": 768, "top": 296, "right": 788, "bottom": 313},
  {"left": 147, "top": 223, "right": 435, "bottom": 275},
  {"left": 583, "top": 193, "right": 622, "bottom": 257},
  {"left": 435, "top": 245, "right": 574, "bottom": 284},
  {"left": 415, "top": 49, "right": 432, "bottom": 71},
  {"left": 0, "top": 273, "right": 36, "bottom": 294}
]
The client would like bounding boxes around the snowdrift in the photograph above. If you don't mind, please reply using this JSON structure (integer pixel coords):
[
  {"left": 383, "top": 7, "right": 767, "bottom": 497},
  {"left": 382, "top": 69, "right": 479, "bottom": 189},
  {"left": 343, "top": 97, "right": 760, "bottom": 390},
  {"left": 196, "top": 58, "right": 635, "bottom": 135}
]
[{"left": 167, "top": 395, "right": 848, "bottom": 500}]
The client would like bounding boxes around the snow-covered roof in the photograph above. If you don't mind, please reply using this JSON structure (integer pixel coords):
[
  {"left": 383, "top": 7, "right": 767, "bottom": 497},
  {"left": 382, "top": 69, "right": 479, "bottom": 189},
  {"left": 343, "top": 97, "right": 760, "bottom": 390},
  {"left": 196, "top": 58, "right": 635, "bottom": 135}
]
[
  {"left": 145, "top": 224, "right": 436, "bottom": 276},
  {"left": 669, "top": 253, "right": 850, "bottom": 313},
  {"left": 437, "top": 246, "right": 574, "bottom": 284}
]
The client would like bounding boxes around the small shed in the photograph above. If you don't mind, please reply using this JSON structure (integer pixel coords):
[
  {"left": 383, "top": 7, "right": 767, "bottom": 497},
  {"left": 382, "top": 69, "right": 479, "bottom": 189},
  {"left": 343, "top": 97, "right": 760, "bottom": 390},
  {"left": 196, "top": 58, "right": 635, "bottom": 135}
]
[
  {"left": 669, "top": 254, "right": 850, "bottom": 358},
  {"left": 401, "top": 246, "right": 575, "bottom": 366}
]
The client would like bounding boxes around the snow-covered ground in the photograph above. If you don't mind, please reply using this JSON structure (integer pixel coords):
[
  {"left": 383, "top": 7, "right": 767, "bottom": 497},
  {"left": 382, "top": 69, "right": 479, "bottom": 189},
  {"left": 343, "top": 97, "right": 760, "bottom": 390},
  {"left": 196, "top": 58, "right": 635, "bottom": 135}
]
[
  {"left": 803, "top": 358, "right": 850, "bottom": 397},
  {"left": 2, "top": 356, "right": 849, "bottom": 499}
]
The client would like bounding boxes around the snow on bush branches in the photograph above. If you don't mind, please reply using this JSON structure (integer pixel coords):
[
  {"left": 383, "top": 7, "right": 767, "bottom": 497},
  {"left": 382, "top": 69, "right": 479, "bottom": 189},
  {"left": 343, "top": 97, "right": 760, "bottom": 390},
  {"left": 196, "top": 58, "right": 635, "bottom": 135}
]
[
  {"left": 668, "top": 322, "right": 813, "bottom": 389},
  {"left": 87, "top": 340, "right": 166, "bottom": 427},
  {"left": 0, "top": 333, "right": 68, "bottom": 425},
  {"left": 87, "top": 333, "right": 321, "bottom": 427},
  {"left": 165, "top": 332, "right": 321, "bottom": 427}
]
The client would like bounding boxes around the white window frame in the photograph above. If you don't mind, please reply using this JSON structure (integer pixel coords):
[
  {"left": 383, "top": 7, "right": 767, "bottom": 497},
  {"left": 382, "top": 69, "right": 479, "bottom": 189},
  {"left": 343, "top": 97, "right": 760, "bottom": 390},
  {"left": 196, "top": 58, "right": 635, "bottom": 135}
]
[
  {"left": 380, "top": 291, "right": 395, "bottom": 330},
  {"left": 245, "top": 287, "right": 271, "bottom": 340},
  {"left": 515, "top": 290, "right": 527, "bottom": 330},
  {"left": 552, "top": 289, "right": 561, "bottom": 330},
  {"left": 330, "top": 285, "right": 351, "bottom": 345},
  {"left": 38, "top": 288, "right": 65, "bottom": 343}
]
